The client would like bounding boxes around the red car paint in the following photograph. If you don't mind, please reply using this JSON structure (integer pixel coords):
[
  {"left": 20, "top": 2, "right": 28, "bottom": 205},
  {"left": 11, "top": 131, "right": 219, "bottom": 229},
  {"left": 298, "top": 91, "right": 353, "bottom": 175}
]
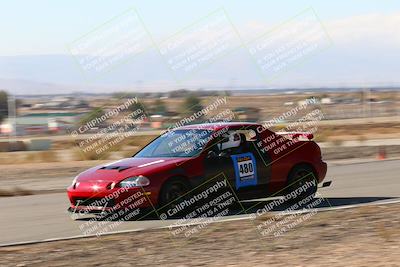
[{"left": 67, "top": 122, "right": 327, "bottom": 212}]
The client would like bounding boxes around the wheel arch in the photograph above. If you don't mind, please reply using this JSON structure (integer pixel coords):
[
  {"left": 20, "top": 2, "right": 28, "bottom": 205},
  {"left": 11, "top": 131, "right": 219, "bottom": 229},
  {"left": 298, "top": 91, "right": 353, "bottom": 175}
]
[
  {"left": 157, "top": 174, "right": 192, "bottom": 204},
  {"left": 287, "top": 162, "right": 318, "bottom": 183}
]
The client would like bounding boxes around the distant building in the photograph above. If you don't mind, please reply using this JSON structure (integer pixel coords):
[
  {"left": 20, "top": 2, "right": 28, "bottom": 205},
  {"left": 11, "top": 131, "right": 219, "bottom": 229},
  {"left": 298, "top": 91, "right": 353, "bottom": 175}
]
[
  {"left": 0, "top": 112, "right": 83, "bottom": 135},
  {"left": 321, "top": 97, "right": 332, "bottom": 104},
  {"left": 149, "top": 112, "right": 181, "bottom": 129},
  {"left": 31, "top": 97, "right": 89, "bottom": 110},
  {"left": 297, "top": 98, "right": 319, "bottom": 106},
  {"left": 233, "top": 107, "right": 260, "bottom": 122}
]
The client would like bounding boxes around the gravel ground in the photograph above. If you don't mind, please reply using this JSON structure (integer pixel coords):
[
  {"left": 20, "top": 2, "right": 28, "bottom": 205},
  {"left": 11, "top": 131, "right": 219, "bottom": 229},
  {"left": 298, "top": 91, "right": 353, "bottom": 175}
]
[
  {"left": 1, "top": 203, "right": 399, "bottom": 266},
  {"left": 0, "top": 160, "right": 108, "bottom": 196},
  {"left": 0, "top": 160, "right": 109, "bottom": 180}
]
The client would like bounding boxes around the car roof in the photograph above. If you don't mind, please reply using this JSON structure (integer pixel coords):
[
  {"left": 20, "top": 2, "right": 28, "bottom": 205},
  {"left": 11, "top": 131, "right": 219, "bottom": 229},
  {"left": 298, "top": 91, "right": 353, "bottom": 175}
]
[{"left": 177, "top": 122, "right": 261, "bottom": 131}]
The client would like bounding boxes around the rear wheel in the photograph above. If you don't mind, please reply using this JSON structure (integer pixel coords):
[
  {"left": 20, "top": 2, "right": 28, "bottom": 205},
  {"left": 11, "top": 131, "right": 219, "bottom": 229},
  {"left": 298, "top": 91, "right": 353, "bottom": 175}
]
[{"left": 286, "top": 164, "right": 318, "bottom": 202}]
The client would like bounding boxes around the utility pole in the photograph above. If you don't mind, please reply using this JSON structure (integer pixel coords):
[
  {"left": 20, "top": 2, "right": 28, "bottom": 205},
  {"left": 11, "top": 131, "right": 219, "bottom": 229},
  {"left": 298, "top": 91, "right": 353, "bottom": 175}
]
[
  {"left": 7, "top": 94, "right": 17, "bottom": 150},
  {"left": 362, "top": 88, "right": 371, "bottom": 118}
]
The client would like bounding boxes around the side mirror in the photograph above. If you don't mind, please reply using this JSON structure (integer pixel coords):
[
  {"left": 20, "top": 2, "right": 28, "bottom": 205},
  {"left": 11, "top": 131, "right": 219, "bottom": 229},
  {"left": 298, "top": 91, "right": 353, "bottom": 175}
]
[
  {"left": 218, "top": 151, "right": 229, "bottom": 158},
  {"left": 207, "top": 150, "right": 217, "bottom": 158}
]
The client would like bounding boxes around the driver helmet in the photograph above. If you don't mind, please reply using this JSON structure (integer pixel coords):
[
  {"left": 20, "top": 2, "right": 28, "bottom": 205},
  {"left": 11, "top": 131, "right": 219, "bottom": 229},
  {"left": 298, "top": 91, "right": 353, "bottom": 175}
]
[{"left": 220, "top": 131, "right": 241, "bottom": 150}]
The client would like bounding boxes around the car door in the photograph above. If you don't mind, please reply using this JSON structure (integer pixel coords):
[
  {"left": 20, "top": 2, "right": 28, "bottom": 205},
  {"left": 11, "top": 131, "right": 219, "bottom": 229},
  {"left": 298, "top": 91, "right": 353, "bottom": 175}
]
[
  {"left": 203, "top": 130, "right": 271, "bottom": 199},
  {"left": 203, "top": 140, "right": 236, "bottom": 187}
]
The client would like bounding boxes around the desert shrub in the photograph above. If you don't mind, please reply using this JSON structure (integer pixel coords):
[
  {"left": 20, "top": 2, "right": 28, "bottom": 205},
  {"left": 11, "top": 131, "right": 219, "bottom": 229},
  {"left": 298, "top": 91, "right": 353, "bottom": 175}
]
[{"left": 73, "top": 148, "right": 110, "bottom": 161}]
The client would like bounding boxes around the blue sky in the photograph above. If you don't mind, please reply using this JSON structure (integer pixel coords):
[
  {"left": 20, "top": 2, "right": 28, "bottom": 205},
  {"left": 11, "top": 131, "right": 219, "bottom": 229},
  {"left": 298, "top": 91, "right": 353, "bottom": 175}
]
[
  {"left": 1, "top": 1, "right": 400, "bottom": 92},
  {"left": 1, "top": 0, "right": 399, "bottom": 56}
]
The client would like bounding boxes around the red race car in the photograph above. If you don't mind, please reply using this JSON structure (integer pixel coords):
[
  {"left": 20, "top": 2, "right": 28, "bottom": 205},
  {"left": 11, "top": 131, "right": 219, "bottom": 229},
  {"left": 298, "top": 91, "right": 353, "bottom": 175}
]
[{"left": 67, "top": 122, "right": 328, "bottom": 215}]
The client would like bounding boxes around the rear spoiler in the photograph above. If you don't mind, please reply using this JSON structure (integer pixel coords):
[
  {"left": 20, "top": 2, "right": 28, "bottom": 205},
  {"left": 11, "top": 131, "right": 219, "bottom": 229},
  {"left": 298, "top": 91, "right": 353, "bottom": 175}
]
[{"left": 277, "top": 132, "right": 314, "bottom": 140}]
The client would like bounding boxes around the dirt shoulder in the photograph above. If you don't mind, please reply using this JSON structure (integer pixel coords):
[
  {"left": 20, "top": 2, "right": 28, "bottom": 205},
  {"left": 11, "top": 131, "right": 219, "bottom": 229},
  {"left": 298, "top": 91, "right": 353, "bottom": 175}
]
[
  {"left": 0, "top": 160, "right": 109, "bottom": 180},
  {"left": 1, "top": 203, "right": 399, "bottom": 266},
  {"left": 0, "top": 160, "right": 109, "bottom": 196}
]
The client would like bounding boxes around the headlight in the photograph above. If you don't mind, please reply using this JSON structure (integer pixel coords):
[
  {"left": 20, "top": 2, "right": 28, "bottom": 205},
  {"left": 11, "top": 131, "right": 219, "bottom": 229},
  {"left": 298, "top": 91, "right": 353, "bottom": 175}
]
[
  {"left": 119, "top": 176, "right": 150, "bottom": 188},
  {"left": 71, "top": 176, "right": 80, "bottom": 189}
]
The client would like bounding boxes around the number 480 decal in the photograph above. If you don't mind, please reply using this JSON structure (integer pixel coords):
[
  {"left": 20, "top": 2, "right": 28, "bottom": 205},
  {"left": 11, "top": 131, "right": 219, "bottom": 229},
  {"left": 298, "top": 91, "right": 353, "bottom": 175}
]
[
  {"left": 231, "top": 153, "right": 258, "bottom": 189},
  {"left": 239, "top": 161, "right": 253, "bottom": 176}
]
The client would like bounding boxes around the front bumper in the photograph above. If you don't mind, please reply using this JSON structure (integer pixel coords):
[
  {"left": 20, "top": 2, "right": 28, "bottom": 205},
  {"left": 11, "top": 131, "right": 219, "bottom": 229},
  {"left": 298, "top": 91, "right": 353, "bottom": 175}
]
[{"left": 67, "top": 186, "right": 154, "bottom": 214}]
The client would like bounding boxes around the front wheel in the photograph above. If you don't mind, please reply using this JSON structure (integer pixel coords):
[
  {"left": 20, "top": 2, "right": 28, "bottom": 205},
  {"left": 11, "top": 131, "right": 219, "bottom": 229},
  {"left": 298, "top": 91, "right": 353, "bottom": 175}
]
[{"left": 159, "top": 177, "right": 191, "bottom": 208}]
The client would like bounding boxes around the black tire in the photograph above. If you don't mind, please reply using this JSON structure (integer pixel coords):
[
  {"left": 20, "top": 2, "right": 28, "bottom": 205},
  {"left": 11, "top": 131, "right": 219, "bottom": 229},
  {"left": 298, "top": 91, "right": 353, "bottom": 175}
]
[
  {"left": 286, "top": 164, "right": 318, "bottom": 202},
  {"left": 159, "top": 177, "right": 191, "bottom": 208}
]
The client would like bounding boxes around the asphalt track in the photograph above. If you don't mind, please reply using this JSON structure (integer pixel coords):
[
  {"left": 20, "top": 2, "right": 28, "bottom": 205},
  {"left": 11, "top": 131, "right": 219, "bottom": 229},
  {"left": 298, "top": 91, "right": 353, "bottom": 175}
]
[{"left": 1, "top": 159, "right": 400, "bottom": 246}]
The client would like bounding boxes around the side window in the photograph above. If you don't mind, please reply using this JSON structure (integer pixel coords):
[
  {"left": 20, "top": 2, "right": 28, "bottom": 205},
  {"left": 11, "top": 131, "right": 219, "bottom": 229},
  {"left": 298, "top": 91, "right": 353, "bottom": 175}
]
[
  {"left": 206, "top": 129, "right": 259, "bottom": 157},
  {"left": 221, "top": 130, "right": 256, "bottom": 155}
]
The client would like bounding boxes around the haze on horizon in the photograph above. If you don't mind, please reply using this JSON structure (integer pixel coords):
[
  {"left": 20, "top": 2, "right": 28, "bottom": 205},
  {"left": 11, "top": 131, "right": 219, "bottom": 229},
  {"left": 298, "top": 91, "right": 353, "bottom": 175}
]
[{"left": 1, "top": 0, "right": 400, "bottom": 94}]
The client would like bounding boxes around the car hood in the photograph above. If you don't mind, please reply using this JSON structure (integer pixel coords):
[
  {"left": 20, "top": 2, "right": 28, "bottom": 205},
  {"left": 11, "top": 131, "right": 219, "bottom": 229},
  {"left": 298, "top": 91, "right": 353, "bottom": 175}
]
[{"left": 77, "top": 157, "right": 189, "bottom": 182}]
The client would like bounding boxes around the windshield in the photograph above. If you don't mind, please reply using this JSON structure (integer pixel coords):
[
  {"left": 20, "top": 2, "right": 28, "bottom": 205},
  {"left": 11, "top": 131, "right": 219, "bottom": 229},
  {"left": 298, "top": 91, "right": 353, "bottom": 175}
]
[{"left": 134, "top": 129, "right": 213, "bottom": 158}]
